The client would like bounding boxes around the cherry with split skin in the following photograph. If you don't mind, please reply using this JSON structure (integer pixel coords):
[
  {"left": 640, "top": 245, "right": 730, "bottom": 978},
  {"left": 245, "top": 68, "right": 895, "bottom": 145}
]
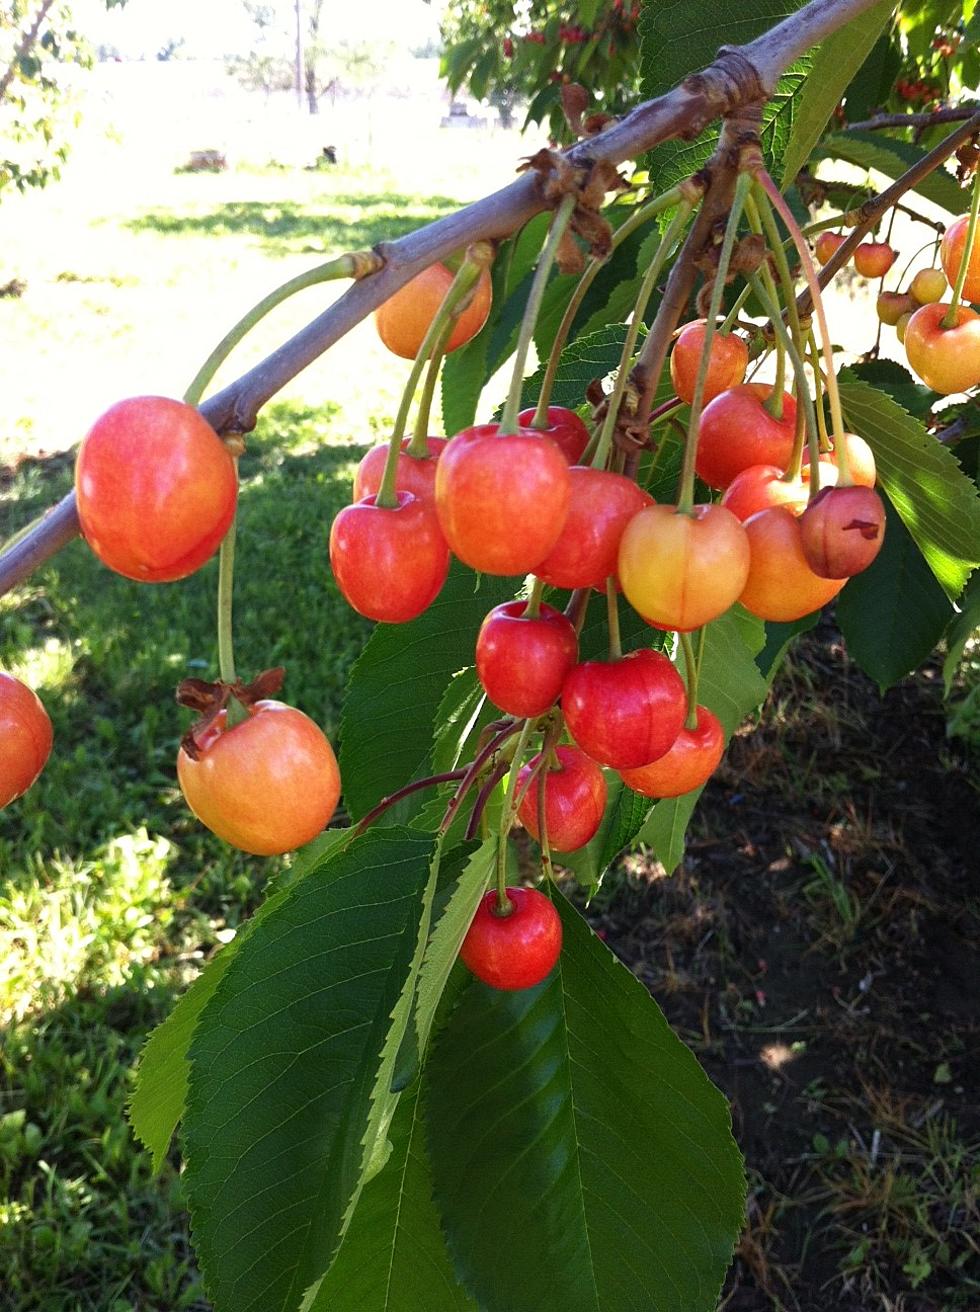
[
  {"left": 460, "top": 887, "right": 562, "bottom": 991},
  {"left": 696, "top": 384, "right": 798, "bottom": 490},
  {"left": 620, "top": 706, "right": 724, "bottom": 799},
  {"left": 517, "top": 745, "right": 607, "bottom": 852},
  {"left": 518, "top": 405, "right": 591, "bottom": 465},
  {"left": 669, "top": 320, "right": 749, "bottom": 406},
  {"left": 799, "top": 485, "right": 886, "bottom": 578},
  {"left": 476, "top": 598, "right": 578, "bottom": 717},
  {"left": 562, "top": 647, "right": 686, "bottom": 770}
]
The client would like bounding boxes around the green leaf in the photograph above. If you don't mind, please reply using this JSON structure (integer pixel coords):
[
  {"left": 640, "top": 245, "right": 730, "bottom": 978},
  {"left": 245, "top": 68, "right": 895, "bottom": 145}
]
[
  {"left": 839, "top": 373, "right": 980, "bottom": 601},
  {"left": 812, "top": 133, "right": 965, "bottom": 213},
  {"left": 842, "top": 30, "right": 901, "bottom": 122},
  {"left": 837, "top": 493, "right": 954, "bottom": 689},
  {"left": 307, "top": 1084, "right": 476, "bottom": 1312},
  {"left": 340, "top": 564, "right": 514, "bottom": 820},
  {"left": 426, "top": 891, "right": 746, "bottom": 1312},
  {"left": 846, "top": 358, "right": 935, "bottom": 420},
  {"left": 780, "top": 0, "right": 896, "bottom": 186},
  {"left": 518, "top": 322, "right": 630, "bottom": 414},
  {"left": 559, "top": 771, "right": 652, "bottom": 892},
  {"left": 757, "top": 612, "right": 820, "bottom": 680},
  {"left": 943, "top": 571, "right": 980, "bottom": 695},
  {"left": 638, "top": 787, "right": 703, "bottom": 876},
  {"left": 184, "top": 828, "right": 437, "bottom": 1312}
]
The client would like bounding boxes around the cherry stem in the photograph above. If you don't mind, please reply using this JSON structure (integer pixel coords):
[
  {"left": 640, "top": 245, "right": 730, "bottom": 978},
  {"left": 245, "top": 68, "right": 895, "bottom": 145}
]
[
  {"left": 720, "top": 282, "right": 753, "bottom": 332},
  {"left": 536, "top": 765, "right": 556, "bottom": 883},
  {"left": 354, "top": 769, "right": 469, "bottom": 836},
  {"left": 590, "top": 199, "right": 693, "bottom": 470},
  {"left": 747, "top": 189, "right": 804, "bottom": 352},
  {"left": 605, "top": 576, "right": 623, "bottom": 661},
  {"left": 895, "top": 236, "right": 944, "bottom": 290},
  {"left": 807, "top": 329, "right": 831, "bottom": 454},
  {"left": 530, "top": 183, "right": 686, "bottom": 428},
  {"left": 678, "top": 630, "right": 700, "bottom": 731},
  {"left": 378, "top": 248, "right": 488, "bottom": 507},
  {"left": 754, "top": 170, "right": 853, "bottom": 487},
  {"left": 525, "top": 575, "right": 545, "bottom": 619},
  {"left": 677, "top": 171, "right": 752, "bottom": 515},
  {"left": 464, "top": 761, "right": 508, "bottom": 842},
  {"left": 215, "top": 465, "right": 246, "bottom": 725},
  {"left": 650, "top": 395, "right": 684, "bottom": 426},
  {"left": 943, "top": 165, "right": 980, "bottom": 327},
  {"left": 407, "top": 318, "right": 453, "bottom": 457},
  {"left": 440, "top": 721, "right": 519, "bottom": 834},
  {"left": 500, "top": 194, "right": 577, "bottom": 436},
  {"left": 495, "top": 718, "right": 535, "bottom": 912},
  {"left": 564, "top": 586, "right": 591, "bottom": 635}
]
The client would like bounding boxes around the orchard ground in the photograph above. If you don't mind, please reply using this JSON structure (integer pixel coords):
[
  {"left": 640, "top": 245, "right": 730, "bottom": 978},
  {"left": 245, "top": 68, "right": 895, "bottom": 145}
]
[{"left": 2, "top": 127, "right": 979, "bottom": 1310}]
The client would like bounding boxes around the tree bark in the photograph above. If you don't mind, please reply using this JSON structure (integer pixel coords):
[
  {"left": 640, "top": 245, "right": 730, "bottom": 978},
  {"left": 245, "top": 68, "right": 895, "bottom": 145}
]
[{"left": 0, "top": 0, "right": 57, "bottom": 104}]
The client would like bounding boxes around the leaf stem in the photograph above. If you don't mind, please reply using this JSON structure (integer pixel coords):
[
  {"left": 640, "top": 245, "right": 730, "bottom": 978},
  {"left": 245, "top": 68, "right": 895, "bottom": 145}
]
[
  {"left": 354, "top": 769, "right": 469, "bottom": 836},
  {"left": 943, "top": 164, "right": 980, "bottom": 326}
]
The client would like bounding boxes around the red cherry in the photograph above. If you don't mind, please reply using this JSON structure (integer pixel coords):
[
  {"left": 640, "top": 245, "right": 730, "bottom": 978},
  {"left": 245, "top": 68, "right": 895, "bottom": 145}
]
[
  {"left": 0, "top": 673, "right": 53, "bottom": 809},
  {"left": 562, "top": 648, "right": 686, "bottom": 770},
  {"left": 940, "top": 214, "right": 980, "bottom": 304},
  {"left": 853, "top": 242, "right": 897, "bottom": 279},
  {"left": 619, "top": 706, "right": 724, "bottom": 798},
  {"left": 517, "top": 406, "right": 590, "bottom": 464},
  {"left": 669, "top": 321, "right": 749, "bottom": 405},
  {"left": 696, "top": 384, "right": 798, "bottom": 490},
  {"left": 903, "top": 303, "right": 980, "bottom": 394},
  {"left": 799, "top": 485, "right": 886, "bottom": 578},
  {"left": 353, "top": 437, "right": 448, "bottom": 502},
  {"left": 75, "top": 396, "right": 237, "bottom": 583},
  {"left": 177, "top": 700, "right": 340, "bottom": 856},
  {"left": 814, "top": 232, "right": 847, "bottom": 265},
  {"left": 435, "top": 424, "right": 571, "bottom": 575},
  {"left": 329, "top": 491, "right": 449, "bottom": 623},
  {"left": 739, "top": 506, "right": 845, "bottom": 621},
  {"left": 535, "top": 467, "right": 653, "bottom": 590},
  {"left": 475, "top": 600, "right": 578, "bottom": 717},
  {"left": 460, "top": 887, "right": 562, "bottom": 990},
  {"left": 516, "top": 745, "right": 607, "bottom": 851},
  {"left": 721, "top": 464, "right": 812, "bottom": 521},
  {"left": 801, "top": 432, "right": 876, "bottom": 488}
]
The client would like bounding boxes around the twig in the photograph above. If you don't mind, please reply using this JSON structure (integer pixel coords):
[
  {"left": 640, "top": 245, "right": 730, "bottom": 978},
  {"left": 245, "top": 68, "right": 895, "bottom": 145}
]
[
  {"left": 845, "top": 104, "right": 979, "bottom": 133},
  {"left": 0, "top": 0, "right": 56, "bottom": 103}
]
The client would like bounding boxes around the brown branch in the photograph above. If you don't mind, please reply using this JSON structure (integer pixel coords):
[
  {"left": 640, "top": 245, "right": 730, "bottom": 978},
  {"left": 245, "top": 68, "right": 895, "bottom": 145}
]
[
  {"left": 797, "top": 170, "right": 946, "bottom": 233},
  {"left": 797, "top": 111, "right": 980, "bottom": 316},
  {"left": 0, "top": 0, "right": 57, "bottom": 103},
  {"left": 845, "top": 104, "right": 980, "bottom": 133},
  {"left": 0, "top": 0, "right": 888, "bottom": 598}
]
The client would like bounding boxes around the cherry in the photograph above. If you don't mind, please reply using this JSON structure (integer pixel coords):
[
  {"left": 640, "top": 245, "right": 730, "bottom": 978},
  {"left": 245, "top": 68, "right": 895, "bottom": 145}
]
[
  {"left": 909, "top": 268, "right": 947, "bottom": 305},
  {"left": 799, "top": 485, "right": 886, "bottom": 578},
  {"left": 814, "top": 231, "right": 847, "bottom": 265},
  {"left": 853, "top": 242, "right": 897, "bottom": 279},
  {"left": 696, "top": 384, "right": 798, "bottom": 489},
  {"left": 0, "top": 673, "right": 53, "bottom": 809},
  {"left": 802, "top": 432, "right": 876, "bottom": 488},
  {"left": 722, "top": 464, "right": 812, "bottom": 521},
  {"left": 876, "top": 291, "right": 914, "bottom": 325},
  {"left": 535, "top": 467, "right": 653, "bottom": 590},
  {"left": 177, "top": 700, "right": 341, "bottom": 855},
  {"left": 435, "top": 424, "right": 571, "bottom": 575},
  {"left": 619, "top": 706, "right": 724, "bottom": 799},
  {"left": 517, "top": 406, "right": 590, "bottom": 464},
  {"left": 475, "top": 600, "right": 577, "bottom": 717},
  {"left": 516, "top": 745, "right": 607, "bottom": 851},
  {"left": 329, "top": 491, "right": 449, "bottom": 623},
  {"left": 353, "top": 437, "right": 448, "bottom": 502},
  {"left": 896, "top": 311, "right": 913, "bottom": 344},
  {"left": 374, "top": 262, "right": 492, "bottom": 359},
  {"left": 903, "top": 303, "right": 980, "bottom": 394},
  {"left": 75, "top": 396, "right": 237, "bottom": 583},
  {"left": 460, "top": 887, "right": 562, "bottom": 990},
  {"left": 562, "top": 648, "right": 686, "bottom": 769},
  {"left": 940, "top": 215, "right": 980, "bottom": 304},
  {"left": 738, "top": 507, "right": 845, "bottom": 621},
  {"left": 618, "top": 503, "right": 751, "bottom": 631},
  {"left": 669, "top": 321, "right": 749, "bottom": 405}
]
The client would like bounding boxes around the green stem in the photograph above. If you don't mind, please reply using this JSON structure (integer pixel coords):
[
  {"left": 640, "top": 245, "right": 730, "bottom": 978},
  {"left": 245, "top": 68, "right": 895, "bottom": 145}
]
[
  {"left": 525, "top": 575, "right": 545, "bottom": 619},
  {"left": 500, "top": 195, "right": 577, "bottom": 436},
  {"left": 677, "top": 172, "right": 752, "bottom": 514},
  {"left": 720, "top": 282, "right": 753, "bottom": 332},
  {"left": 590, "top": 200, "right": 693, "bottom": 470},
  {"left": 530, "top": 184, "right": 686, "bottom": 427},
  {"left": 747, "top": 189, "right": 804, "bottom": 351},
  {"left": 678, "top": 630, "right": 700, "bottom": 730},
  {"left": 216, "top": 465, "right": 246, "bottom": 725},
  {"left": 407, "top": 316, "right": 454, "bottom": 456},
  {"left": 495, "top": 718, "right": 535, "bottom": 913},
  {"left": 943, "top": 165, "right": 980, "bottom": 326},
  {"left": 807, "top": 329, "right": 831, "bottom": 454},
  {"left": 605, "top": 576, "right": 622, "bottom": 661}
]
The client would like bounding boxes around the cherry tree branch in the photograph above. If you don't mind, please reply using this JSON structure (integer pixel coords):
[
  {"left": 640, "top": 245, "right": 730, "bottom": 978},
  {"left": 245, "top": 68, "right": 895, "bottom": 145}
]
[
  {"left": 845, "top": 104, "right": 979, "bottom": 133},
  {"left": 0, "top": 0, "right": 890, "bottom": 597},
  {"left": 0, "top": 0, "right": 56, "bottom": 103}
]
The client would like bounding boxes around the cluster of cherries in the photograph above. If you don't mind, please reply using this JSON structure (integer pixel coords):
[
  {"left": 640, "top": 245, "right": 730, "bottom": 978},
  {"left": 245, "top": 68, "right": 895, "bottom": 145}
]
[{"left": 817, "top": 210, "right": 980, "bottom": 396}]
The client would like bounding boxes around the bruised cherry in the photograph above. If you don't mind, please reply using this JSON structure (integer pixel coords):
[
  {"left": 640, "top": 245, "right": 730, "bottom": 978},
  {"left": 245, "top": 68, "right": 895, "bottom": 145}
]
[
  {"left": 618, "top": 502, "right": 751, "bottom": 631},
  {"left": 0, "top": 673, "right": 53, "bottom": 809},
  {"left": 517, "top": 745, "right": 607, "bottom": 851},
  {"left": 460, "top": 887, "right": 562, "bottom": 991},
  {"left": 669, "top": 321, "right": 749, "bottom": 405},
  {"left": 329, "top": 491, "right": 449, "bottom": 623},
  {"left": 903, "top": 303, "right": 980, "bottom": 394},
  {"left": 814, "top": 231, "right": 847, "bottom": 265},
  {"left": 619, "top": 706, "right": 724, "bottom": 799},
  {"left": 697, "top": 384, "right": 798, "bottom": 489},
  {"left": 375, "top": 262, "right": 492, "bottom": 359},
  {"left": 475, "top": 600, "right": 577, "bottom": 717},
  {"left": 518, "top": 406, "right": 590, "bottom": 464},
  {"left": 562, "top": 648, "right": 686, "bottom": 770},
  {"left": 799, "top": 485, "right": 886, "bottom": 578},
  {"left": 353, "top": 437, "right": 448, "bottom": 502},
  {"left": 435, "top": 424, "right": 571, "bottom": 575},
  {"left": 738, "top": 506, "right": 845, "bottom": 622},
  {"left": 535, "top": 467, "right": 653, "bottom": 590},
  {"left": 853, "top": 242, "right": 897, "bottom": 279},
  {"left": 940, "top": 214, "right": 980, "bottom": 304}
]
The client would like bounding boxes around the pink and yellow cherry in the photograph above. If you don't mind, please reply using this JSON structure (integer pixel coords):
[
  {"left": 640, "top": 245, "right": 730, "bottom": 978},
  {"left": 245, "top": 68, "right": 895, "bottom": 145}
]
[
  {"left": 799, "top": 485, "right": 886, "bottom": 578},
  {"left": 903, "top": 303, "right": 980, "bottom": 394},
  {"left": 802, "top": 432, "right": 876, "bottom": 489},
  {"left": 0, "top": 673, "right": 53, "bottom": 809},
  {"left": 721, "top": 464, "right": 816, "bottom": 521},
  {"left": 877, "top": 291, "right": 915, "bottom": 325},
  {"left": 518, "top": 405, "right": 590, "bottom": 465},
  {"left": 738, "top": 507, "right": 845, "bottom": 622},
  {"left": 353, "top": 437, "right": 448, "bottom": 502},
  {"left": 696, "top": 384, "right": 798, "bottom": 490},
  {"left": 854, "top": 242, "right": 897, "bottom": 279},
  {"left": 375, "top": 262, "right": 492, "bottom": 359},
  {"left": 619, "top": 502, "right": 751, "bottom": 632},
  {"left": 516, "top": 745, "right": 607, "bottom": 851},
  {"left": 619, "top": 706, "right": 724, "bottom": 799},
  {"left": 940, "top": 214, "right": 980, "bottom": 304},
  {"left": 435, "top": 423, "right": 571, "bottom": 575},
  {"left": 329, "top": 491, "right": 449, "bottom": 623},
  {"left": 475, "top": 600, "right": 577, "bottom": 717},
  {"left": 896, "top": 311, "right": 913, "bottom": 344},
  {"left": 460, "top": 886, "right": 562, "bottom": 991},
  {"left": 561, "top": 648, "right": 686, "bottom": 770},
  {"left": 669, "top": 321, "right": 749, "bottom": 405},
  {"left": 535, "top": 467, "right": 653, "bottom": 590},
  {"left": 814, "top": 231, "right": 847, "bottom": 266},
  {"left": 909, "top": 268, "right": 947, "bottom": 305}
]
